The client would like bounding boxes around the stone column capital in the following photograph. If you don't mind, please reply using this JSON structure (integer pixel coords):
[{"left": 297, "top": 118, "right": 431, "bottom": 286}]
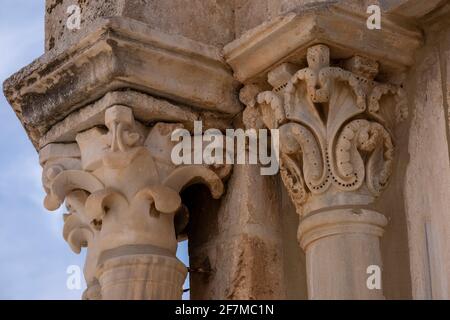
[
  {"left": 39, "top": 104, "right": 229, "bottom": 299},
  {"left": 225, "top": 2, "right": 421, "bottom": 218},
  {"left": 240, "top": 43, "right": 406, "bottom": 216},
  {"left": 3, "top": 17, "right": 241, "bottom": 149}
]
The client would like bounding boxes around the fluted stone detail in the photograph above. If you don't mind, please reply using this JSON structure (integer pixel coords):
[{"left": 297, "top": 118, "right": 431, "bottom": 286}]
[{"left": 97, "top": 254, "right": 187, "bottom": 300}]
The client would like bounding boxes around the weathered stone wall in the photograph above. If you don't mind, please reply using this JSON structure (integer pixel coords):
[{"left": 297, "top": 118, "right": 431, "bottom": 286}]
[
  {"left": 404, "top": 16, "right": 450, "bottom": 299},
  {"left": 3, "top": 0, "right": 449, "bottom": 300},
  {"left": 233, "top": 0, "right": 382, "bottom": 37},
  {"left": 374, "top": 110, "right": 413, "bottom": 299},
  {"left": 46, "top": 0, "right": 122, "bottom": 51},
  {"left": 186, "top": 164, "right": 303, "bottom": 299}
]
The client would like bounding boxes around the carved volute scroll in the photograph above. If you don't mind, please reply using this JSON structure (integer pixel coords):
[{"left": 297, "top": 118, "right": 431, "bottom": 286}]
[
  {"left": 242, "top": 44, "right": 407, "bottom": 216},
  {"left": 39, "top": 105, "right": 228, "bottom": 299}
]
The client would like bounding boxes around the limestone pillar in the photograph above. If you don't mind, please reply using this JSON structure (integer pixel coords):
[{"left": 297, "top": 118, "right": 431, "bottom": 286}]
[
  {"left": 6, "top": 0, "right": 446, "bottom": 301},
  {"left": 187, "top": 162, "right": 287, "bottom": 300},
  {"left": 299, "top": 209, "right": 387, "bottom": 299},
  {"left": 223, "top": 1, "right": 426, "bottom": 298},
  {"left": 233, "top": 41, "right": 412, "bottom": 299}
]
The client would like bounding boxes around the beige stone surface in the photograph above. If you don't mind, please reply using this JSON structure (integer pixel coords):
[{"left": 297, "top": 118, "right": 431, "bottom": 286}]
[
  {"left": 45, "top": 0, "right": 235, "bottom": 52},
  {"left": 39, "top": 105, "right": 227, "bottom": 299},
  {"left": 38, "top": 90, "right": 233, "bottom": 148},
  {"left": 97, "top": 254, "right": 187, "bottom": 300},
  {"left": 225, "top": 3, "right": 422, "bottom": 83},
  {"left": 299, "top": 209, "right": 387, "bottom": 299},
  {"left": 234, "top": 0, "right": 385, "bottom": 37},
  {"left": 4, "top": 17, "right": 240, "bottom": 148},
  {"left": 404, "top": 19, "right": 450, "bottom": 298},
  {"left": 2, "top": 0, "right": 450, "bottom": 300},
  {"left": 238, "top": 43, "right": 409, "bottom": 299},
  {"left": 187, "top": 163, "right": 289, "bottom": 299},
  {"left": 381, "top": 0, "right": 447, "bottom": 17}
]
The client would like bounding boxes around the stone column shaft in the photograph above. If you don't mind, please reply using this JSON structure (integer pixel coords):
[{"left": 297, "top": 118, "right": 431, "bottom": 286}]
[
  {"left": 97, "top": 254, "right": 187, "bottom": 300},
  {"left": 3, "top": 2, "right": 239, "bottom": 298},
  {"left": 299, "top": 209, "right": 387, "bottom": 299}
]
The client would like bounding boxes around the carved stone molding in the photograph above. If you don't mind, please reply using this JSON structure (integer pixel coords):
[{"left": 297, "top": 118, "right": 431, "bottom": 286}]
[
  {"left": 4, "top": 17, "right": 241, "bottom": 148},
  {"left": 37, "top": 90, "right": 233, "bottom": 149},
  {"left": 240, "top": 44, "right": 406, "bottom": 299},
  {"left": 214, "top": 6, "right": 420, "bottom": 298},
  {"left": 39, "top": 105, "right": 228, "bottom": 299},
  {"left": 244, "top": 44, "right": 406, "bottom": 215},
  {"left": 382, "top": 0, "right": 447, "bottom": 18},
  {"left": 298, "top": 208, "right": 388, "bottom": 299}
]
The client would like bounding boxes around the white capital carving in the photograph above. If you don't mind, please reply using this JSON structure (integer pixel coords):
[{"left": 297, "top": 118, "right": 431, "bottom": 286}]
[
  {"left": 242, "top": 44, "right": 407, "bottom": 215},
  {"left": 40, "top": 105, "right": 228, "bottom": 299}
]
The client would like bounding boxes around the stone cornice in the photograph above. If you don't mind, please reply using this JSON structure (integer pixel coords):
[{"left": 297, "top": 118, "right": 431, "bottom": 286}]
[
  {"left": 3, "top": 16, "right": 241, "bottom": 149},
  {"left": 37, "top": 90, "right": 233, "bottom": 149},
  {"left": 223, "top": 3, "right": 423, "bottom": 84}
]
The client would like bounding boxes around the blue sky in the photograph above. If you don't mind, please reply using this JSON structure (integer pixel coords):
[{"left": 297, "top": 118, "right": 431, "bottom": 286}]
[{"left": 0, "top": 0, "right": 189, "bottom": 300}]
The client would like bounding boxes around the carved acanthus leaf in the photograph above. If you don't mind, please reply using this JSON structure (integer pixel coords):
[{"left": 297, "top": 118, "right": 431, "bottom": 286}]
[
  {"left": 243, "top": 44, "right": 407, "bottom": 213},
  {"left": 40, "top": 104, "right": 229, "bottom": 271},
  {"left": 280, "top": 154, "right": 308, "bottom": 210},
  {"left": 163, "top": 165, "right": 225, "bottom": 199}
]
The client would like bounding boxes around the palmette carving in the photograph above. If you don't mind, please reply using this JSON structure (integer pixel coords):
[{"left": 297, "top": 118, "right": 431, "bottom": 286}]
[
  {"left": 244, "top": 44, "right": 407, "bottom": 215},
  {"left": 40, "top": 105, "right": 227, "bottom": 298}
]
